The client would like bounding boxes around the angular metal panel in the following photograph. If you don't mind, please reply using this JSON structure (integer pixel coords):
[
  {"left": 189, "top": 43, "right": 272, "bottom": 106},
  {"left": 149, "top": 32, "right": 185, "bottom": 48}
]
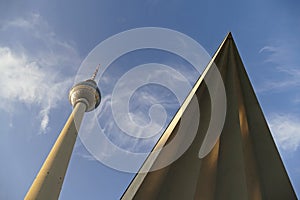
[{"left": 122, "top": 33, "right": 297, "bottom": 200}]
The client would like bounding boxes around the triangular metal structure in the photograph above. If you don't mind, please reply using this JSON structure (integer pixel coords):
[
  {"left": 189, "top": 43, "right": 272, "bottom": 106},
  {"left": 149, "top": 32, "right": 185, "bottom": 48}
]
[{"left": 121, "top": 33, "right": 297, "bottom": 200}]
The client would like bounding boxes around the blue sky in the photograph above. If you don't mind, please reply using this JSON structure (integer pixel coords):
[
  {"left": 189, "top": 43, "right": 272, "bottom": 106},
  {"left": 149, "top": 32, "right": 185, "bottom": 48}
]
[{"left": 0, "top": 0, "right": 299, "bottom": 199}]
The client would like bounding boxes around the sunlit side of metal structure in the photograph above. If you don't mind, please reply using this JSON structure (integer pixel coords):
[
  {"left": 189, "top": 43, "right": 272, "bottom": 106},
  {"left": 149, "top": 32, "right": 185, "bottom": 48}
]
[{"left": 122, "top": 33, "right": 297, "bottom": 200}]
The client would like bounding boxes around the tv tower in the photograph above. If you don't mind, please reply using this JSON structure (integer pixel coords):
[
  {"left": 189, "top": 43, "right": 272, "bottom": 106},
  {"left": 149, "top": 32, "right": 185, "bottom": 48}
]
[{"left": 25, "top": 66, "right": 101, "bottom": 200}]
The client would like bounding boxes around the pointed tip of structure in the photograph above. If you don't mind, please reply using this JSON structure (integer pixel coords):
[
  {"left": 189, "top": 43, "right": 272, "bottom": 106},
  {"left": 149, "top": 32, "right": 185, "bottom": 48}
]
[{"left": 226, "top": 32, "right": 233, "bottom": 39}]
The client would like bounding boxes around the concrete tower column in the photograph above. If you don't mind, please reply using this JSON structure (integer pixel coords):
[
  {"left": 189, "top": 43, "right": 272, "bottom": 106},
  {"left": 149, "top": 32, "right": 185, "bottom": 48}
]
[
  {"left": 25, "top": 102, "right": 86, "bottom": 200},
  {"left": 25, "top": 68, "right": 101, "bottom": 200}
]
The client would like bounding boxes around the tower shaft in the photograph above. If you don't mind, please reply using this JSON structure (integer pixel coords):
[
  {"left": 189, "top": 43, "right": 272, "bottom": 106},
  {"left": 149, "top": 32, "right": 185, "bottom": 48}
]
[{"left": 25, "top": 102, "right": 86, "bottom": 200}]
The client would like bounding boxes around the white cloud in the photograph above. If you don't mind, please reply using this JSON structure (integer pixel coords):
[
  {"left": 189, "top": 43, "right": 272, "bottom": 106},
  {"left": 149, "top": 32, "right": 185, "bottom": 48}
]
[
  {"left": 293, "top": 96, "right": 300, "bottom": 104},
  {"left": 259, "top": 46, "right": 276, "bottom": 54},
  {"left": 0, "top": 13, "right": 80, "bottom": 133},
  {"left": 269, "top": 114, "right": 300, "bottom": 152},
  {"left": 259, "top": 40, "right": 299, "bottom": 66},
  {"left": 0, "top": 47, "right": 72, "bottom": 133},
  {"left": 74, "top": 151, "right": 97, "bottom": 161},
  {"left": 257, "top": 66, "right": 300, "bottom": 92},
  {"left": 1, "top": 13, "right": 80, "bottom": 67},
  {"left": 258, "top": 42, "right": 300, "bottom": 93},
  {"left": 1, "top": 13, "right": 40, "bottom": 30}
]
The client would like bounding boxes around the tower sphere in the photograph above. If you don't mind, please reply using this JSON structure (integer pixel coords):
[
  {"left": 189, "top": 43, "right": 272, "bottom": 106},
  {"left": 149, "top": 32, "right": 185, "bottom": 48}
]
[{"left": 69, "top": 79, "right": 101, "bottom": 112}]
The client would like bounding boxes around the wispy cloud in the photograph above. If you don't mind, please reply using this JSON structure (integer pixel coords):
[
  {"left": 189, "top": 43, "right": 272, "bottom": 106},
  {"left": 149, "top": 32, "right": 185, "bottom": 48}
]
[
  {"left": 257, "top": 66, "right": 300, "bottom": 92},
  {"left": 77, "top": 65, "right": 186, "bottom": 162},
  {"left": 97, "top": 93, "right": 164, "bottom": 153},
  {"left": 1, "top": 13, "right": 42, "bottom": 30},
  {"left": 269, "top": 114, "right": 300, "bottom": 152},
  {"left": 0, "top": 13, "right": 80, "bottom": 133},
  {"left": 259, "top": 38, "right": 299, "bottom": 65},
  {"left": 293, "top": 96, "right": 300, "bottom": 104},
  {"left": 74, "top": 150, "right": 97, "bottom": 161},
  {"left": 258, "top": 41, "right": 300, "bottom": 93},
  {"left": 0, "top": 47, "right": 72, "bottom": 133}
]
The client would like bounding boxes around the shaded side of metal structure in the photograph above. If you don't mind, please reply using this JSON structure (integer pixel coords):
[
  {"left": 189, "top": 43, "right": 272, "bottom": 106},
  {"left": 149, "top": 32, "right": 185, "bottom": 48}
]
[{"left": 122, "top": 33, "right": 297, "bottom": 200}]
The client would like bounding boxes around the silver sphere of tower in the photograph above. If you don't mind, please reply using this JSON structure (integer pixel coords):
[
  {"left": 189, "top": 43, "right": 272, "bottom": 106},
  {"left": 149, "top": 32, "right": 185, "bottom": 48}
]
[
  {"left": 69, "top": 66, "right": 101, "bottom": 112},
  {"left": 69, "top": 79, "right": 101, "bottom": 112}
]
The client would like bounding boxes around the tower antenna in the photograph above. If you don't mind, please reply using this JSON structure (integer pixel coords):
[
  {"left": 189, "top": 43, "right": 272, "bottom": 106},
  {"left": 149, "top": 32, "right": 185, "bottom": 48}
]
[{"left": 91, "top": 64, "right": 100, "bottom": 80}]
